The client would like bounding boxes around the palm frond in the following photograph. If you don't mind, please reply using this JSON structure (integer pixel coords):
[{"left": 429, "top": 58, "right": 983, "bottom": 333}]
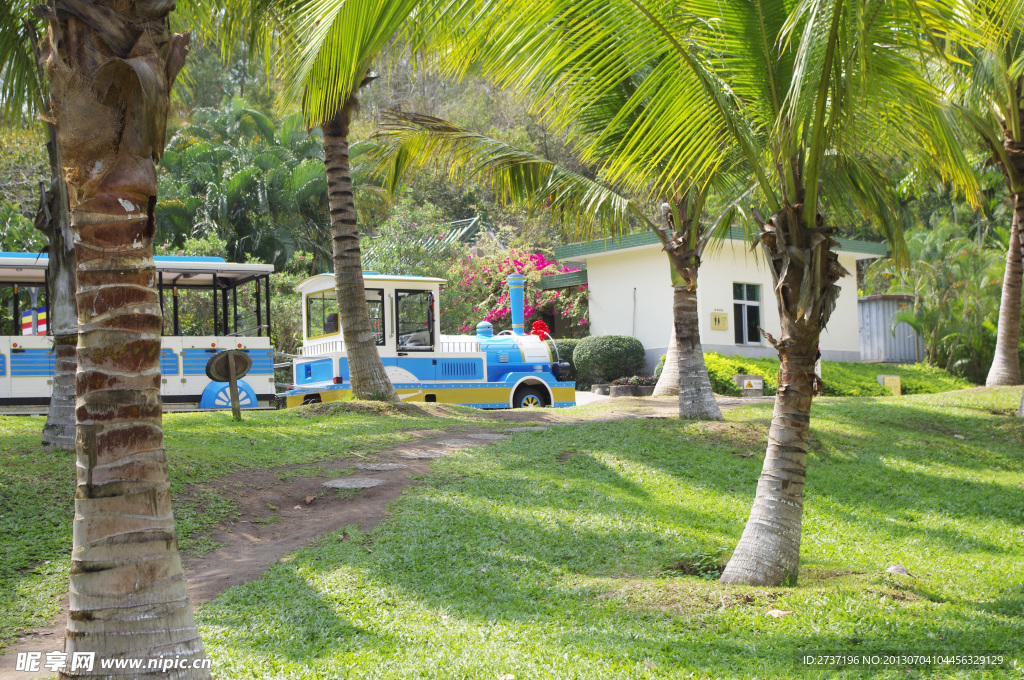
[{"left": 376, "top": 111, "right": 656, "bottom": 241}]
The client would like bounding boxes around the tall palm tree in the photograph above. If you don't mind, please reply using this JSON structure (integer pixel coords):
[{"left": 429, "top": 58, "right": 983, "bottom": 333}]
[
  {"left": 951, "top": 15, "right": 1024, "bottom": 387},
  {"left": 0, "top": 1, "right": 76, "bottom": 450},
  {"left": 434, "top": 0, "right": 973, "bottom": 585},
  {"left": 157, "top": 100, "right": 390, "bottom": 273},
  {"left": 274, "top": 0, "right": 443, "bottom": 401},
  {"left": 377, "top": 112, "right": 728, "bottom": 419},
  {"left": 33, "top": 0, "right": 209, "bottom": 673}
]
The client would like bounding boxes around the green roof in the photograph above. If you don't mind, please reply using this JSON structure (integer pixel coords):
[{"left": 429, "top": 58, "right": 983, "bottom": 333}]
[
  {"left": 553, "top": 227, "right": 889, "bottom": 260},
  {"left": 538, "top": 269, "right": 589, "bottom": 290}
]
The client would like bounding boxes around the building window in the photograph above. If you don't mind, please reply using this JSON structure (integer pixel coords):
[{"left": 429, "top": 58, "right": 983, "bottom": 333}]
[{"left": 733, "top": 283, "right": 761, "bottom": 345}]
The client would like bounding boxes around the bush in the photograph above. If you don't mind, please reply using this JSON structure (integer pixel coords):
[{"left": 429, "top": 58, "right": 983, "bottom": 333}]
[
  {"left": 611, "top": 375, "right": 658, "bottom": 386},
  {"left": 654, "top": 354, "right": 667, "bottom": 378},
  {"left": 573, "top": 335, "right": 646, "bottom": 385},
  {"left": 546, "top": 338, "right": 581, "bottom": 381}
]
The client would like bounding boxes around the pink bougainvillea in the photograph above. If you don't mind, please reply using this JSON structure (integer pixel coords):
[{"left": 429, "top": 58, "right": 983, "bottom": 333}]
[{"left": 440, "top": 248, "right": 589, "bottom": 337}]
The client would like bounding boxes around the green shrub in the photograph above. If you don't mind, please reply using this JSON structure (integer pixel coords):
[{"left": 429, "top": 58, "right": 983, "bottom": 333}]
[
  {"left": 611, "top": 375, "right": 658, "bottom": 386},
  {"left": 573, "top": 335, "right": 646, "bottom": 385},
  {"left": 654, "top": 354, "right": 666, "bottom": 378},
  {"left": 546, "top": 338, "right": 582, "bottom": 382}
]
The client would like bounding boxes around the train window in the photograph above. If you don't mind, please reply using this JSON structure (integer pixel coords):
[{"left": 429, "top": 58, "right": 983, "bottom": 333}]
[
  {"left": 366, "top": 289, "right": 385, "bottom": 345},
  {"left": 306, "top": 292, "right": 340, "bottom": 339},
  {"left": 396, "top": 290, "right": 434, "bottom": 351}
]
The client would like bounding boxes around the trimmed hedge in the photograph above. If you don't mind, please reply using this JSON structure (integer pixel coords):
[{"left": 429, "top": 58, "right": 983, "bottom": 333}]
[
  {"left": 572, "top": 335, "right": 646, "bottom": 385},
  {"left": 546, "top": 339, "right": 582, "bottom": 382},
  {"left": 654, "top": 354, "right": 666, "bottom": 378},
  {"left": 703, "top": 352, "right": 972, "bottom": 397}
]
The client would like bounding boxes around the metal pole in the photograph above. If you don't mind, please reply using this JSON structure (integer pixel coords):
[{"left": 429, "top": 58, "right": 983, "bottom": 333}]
[
  {"left": 255, "top": 278, "right": 262, "bottom": 337},
  {"left": 158, "top": 271, "right": 165, "bottom": 336},
  {"left": 265, "top": 275, "right": 272, "bottom": 339},
  {"left": 212, "top": 275, "right": 219, "bottom": 337},
  {"left": 232, "top": 285, "right": 238, "bottom": 334},
  {"left": 43, "top": 272, "right": 50, "bottom": 336},
  {"left": 221, "top": 278, "right": 229, "bottom": 335},
  {"left": 13, "top": 284, "right": 20, "bottom": 336},
  {"left": 173, "top": 286, "right": 180, "bottom": 336}
]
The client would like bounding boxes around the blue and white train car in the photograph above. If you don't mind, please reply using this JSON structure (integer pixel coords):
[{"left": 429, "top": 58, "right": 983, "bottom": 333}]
[
  {"left": 283, "top": 273, "right": 575, "bottom": 408},
  {"left": 0, "top": 252, "right": 277, "bottom": 412}
]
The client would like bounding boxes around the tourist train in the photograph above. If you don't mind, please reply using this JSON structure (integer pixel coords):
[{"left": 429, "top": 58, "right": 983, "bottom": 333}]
[
  {"left": 0, "top": 252, "right": 276, "bottom": 413},
  {"left": 283, "top": 273, "right": 576, "bottom": 408}
]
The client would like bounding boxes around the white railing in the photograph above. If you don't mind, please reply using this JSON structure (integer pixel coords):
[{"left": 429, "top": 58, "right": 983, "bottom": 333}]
[
  {"left": 440, "top": 339, "right": 481, "bottom": 354},
  {"left": 301, "top": 340, "right": 344, "bottom": 356}
]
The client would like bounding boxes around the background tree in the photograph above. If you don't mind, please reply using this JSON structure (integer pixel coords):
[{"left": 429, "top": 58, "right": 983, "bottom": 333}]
[
  {"left": 157, "top": 99, "right": 388, "bottom": 273},
  {"left": 431, "top": 0, "right": 973, "bottom": 585},
  {"left": 273, "top": 0, "right": 451, "bottom": 401},
  {"left": 949, "top": 14, "right": 1024, "bottom": 387},
  {"left": 0, "top": 2, "right": 77, "bottom": 449},
  {"left": 377, "top": 109, "right": 729, "bottom": 419},
  {"left": 36, "top": 0, "right": 209, "bottom": 673}
]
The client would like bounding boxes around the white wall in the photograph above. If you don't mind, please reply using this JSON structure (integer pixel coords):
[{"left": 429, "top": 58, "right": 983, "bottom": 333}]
[{"left": 579, "top": 241, "right": 863, "bottom": 371}]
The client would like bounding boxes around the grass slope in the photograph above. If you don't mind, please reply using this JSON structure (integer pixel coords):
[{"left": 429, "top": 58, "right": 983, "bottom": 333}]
[
  {"left": 194, "top": 389, "right": 1023, "bottom": 679},
  {"left": 704, "top": 352, "right": 971, "bottom": 397}
]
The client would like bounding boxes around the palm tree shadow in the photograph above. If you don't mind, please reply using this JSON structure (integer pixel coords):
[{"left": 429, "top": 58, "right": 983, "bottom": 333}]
[{"left": 196, "top": 564, "right": 385, "bottom": 662}]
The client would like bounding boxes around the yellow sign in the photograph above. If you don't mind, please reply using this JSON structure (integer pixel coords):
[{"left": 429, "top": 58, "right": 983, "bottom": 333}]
[
  {"left": 711, "top": 312, "right": 729, "bottom": 331},
  {"left": 898, "top": 301, "right": 909, "bottom": 311},
  {"left": 883, "top": 376, "right": 902, "bottom": 396}
]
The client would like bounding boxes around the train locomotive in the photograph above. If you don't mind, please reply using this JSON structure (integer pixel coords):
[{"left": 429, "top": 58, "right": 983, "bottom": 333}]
[{"left": 283, "top": 273, "right": 575, "bottom": 408}]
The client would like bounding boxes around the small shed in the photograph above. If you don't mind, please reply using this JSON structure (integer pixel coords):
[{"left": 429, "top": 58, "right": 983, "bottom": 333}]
[{"left": 858, "top": 295, "right": 924, "bottom": 364}]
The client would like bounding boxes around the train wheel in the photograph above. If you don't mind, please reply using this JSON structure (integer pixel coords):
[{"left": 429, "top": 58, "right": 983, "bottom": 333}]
[
  {"left": 302, "top": 393, "right": 322, "bottom": 406},
  {"left": 513, "top": 385, "right": 545, "bottom": 408}
]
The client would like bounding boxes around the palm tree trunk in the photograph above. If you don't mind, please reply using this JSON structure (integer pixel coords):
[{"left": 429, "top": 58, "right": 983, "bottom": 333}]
[
  {"left": 985, "top": 193, "right": 1022, "bottom": 386},
  {"left": 322, "top": 104, "right": 398, "bottom": 401},
  {"left": 720, "top": 204, "right": 846, "bottom": 587},
  {"left": 718, "top": 339, "right": 816, "bottom": 585},
  {"left": 651, "top": 322, "right": 679, "bottom": 397},
  {"left": 660, "top": 199, "right": 719, "bottom": 419},
  {"left": 42, "top": 2, "right": 209, "bottom": 676},
  {"left": 674, "top": 284, "right": 721, "bottom": 419},
  {"left": 38, "top": 131, "right": 77, "bottom": 451}
]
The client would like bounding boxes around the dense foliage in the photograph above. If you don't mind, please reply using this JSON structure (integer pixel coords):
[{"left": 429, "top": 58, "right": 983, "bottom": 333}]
[
  {"left": 573, "top": 335, "right": 646, "bottom": 385},
  {"left": 864, "top": 223, "right": 1019, "bottom": 384},
  {"left": 441, "top": 245, "right": 588, "bottom": 336},
  {"left": 156, "top": 99, "right": 388, "bottom": 273},
  {"left": 546, "top": 338, "right": 582, "bottom": 380}
]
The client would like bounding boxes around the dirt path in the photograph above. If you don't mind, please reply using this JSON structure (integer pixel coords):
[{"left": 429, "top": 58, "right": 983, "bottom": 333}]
[{"left": 0, "top": 394, "right": 769, "bottom": 678}]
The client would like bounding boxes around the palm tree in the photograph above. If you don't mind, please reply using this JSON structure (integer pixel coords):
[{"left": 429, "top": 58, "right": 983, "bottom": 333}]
[
  {"left": 0, "top": 1, "right": 76, "bottom": 450},
  {"left": 952, "top": 16, "right": 1024, "bottom": 387},
  {"left": 376, "top": 112, "right": 726, "bottom": 419},
  {"left": 434, "top": 0, "right": 972, "bottom": 585},
  {"left": 32, "top": 0, "right": 209, "bottom": 673},
  {"left": 157, "top": 100, "right": 390, "bottom": 274},
  {"left": 273, "top": 0, "right": 445, "bottom": 401}
]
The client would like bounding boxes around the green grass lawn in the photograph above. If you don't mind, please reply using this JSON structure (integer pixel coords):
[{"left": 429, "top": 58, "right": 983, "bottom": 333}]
[
  {"left": 194, "top": 388, "right": 1023, "bottom": 679},
  {"left": 704, "top": 352, "right": 972, "bottom": 396},
  {"left": 0, "top": 402, "right": 488, "bottom": 649},
  {"left": 2, "top": 389, "right": 1022, "bottom": 679}
]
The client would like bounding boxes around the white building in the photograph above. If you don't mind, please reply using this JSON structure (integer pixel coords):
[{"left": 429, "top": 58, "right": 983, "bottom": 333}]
[{"left": 542, "top": 230, "right": 887, "bottom": 372}]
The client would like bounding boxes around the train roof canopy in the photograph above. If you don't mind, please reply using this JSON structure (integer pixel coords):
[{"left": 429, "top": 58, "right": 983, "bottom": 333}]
[
  {"left": 297, "top": 272, "right": 447, "bottom": 295},
  {"left": 0, "top": 253, "right": 274, "bottom": 287}
]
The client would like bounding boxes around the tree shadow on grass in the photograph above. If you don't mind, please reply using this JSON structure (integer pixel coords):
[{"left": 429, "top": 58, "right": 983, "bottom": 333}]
[{"left": 196, "top": 561, "right": 385, "bottom": 664}]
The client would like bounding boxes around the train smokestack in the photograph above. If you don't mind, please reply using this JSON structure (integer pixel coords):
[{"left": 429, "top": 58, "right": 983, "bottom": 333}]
[{"left": 507, "top": 274, "right": 526, "bottom": 335}]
